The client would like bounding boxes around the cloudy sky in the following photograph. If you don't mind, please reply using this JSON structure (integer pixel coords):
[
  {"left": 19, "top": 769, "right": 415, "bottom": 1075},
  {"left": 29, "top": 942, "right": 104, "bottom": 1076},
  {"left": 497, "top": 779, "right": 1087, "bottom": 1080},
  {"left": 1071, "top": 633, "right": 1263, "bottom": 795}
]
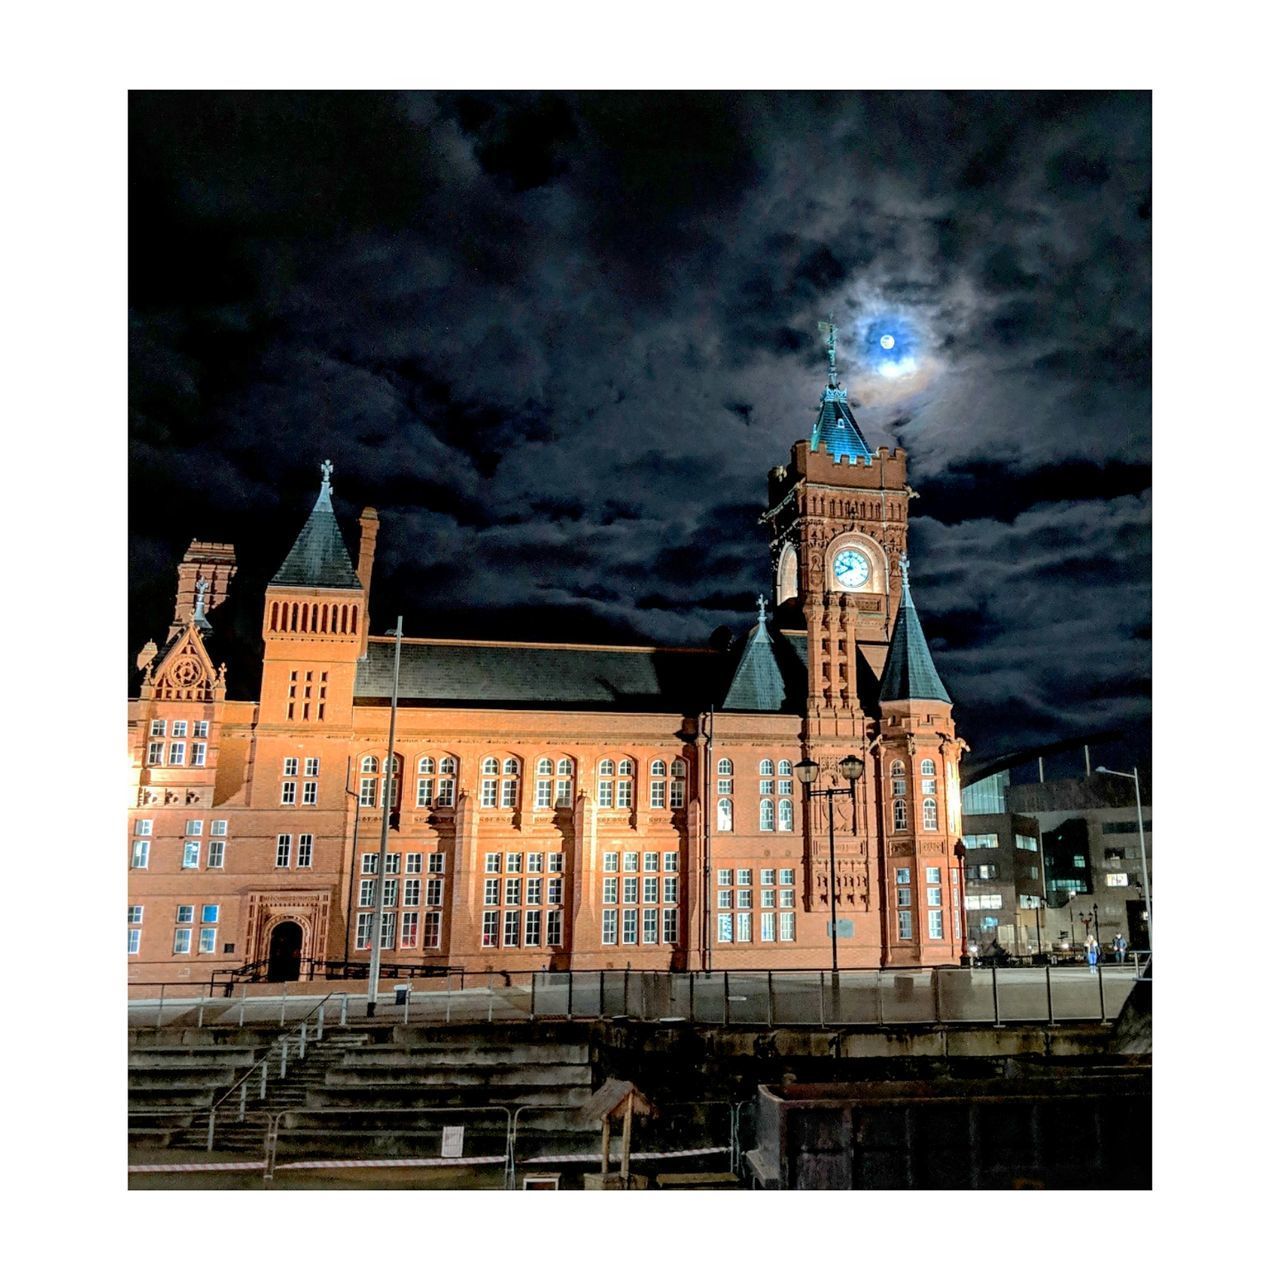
[{"left": 129, "top": 90, "right": 1150, "bottom": 768}]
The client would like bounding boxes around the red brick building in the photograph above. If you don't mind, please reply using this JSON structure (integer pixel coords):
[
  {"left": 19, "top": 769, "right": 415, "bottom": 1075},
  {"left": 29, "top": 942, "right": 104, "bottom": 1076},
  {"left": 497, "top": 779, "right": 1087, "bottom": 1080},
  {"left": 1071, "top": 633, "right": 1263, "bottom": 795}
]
[{"left": 128, "top": 356, "right": 966, "bottom": 984}]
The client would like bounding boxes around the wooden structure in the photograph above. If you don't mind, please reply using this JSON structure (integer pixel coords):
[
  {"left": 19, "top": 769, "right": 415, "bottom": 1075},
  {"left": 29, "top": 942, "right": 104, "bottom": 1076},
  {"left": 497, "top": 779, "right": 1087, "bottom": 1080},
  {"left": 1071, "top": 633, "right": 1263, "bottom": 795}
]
[{"left": 578, "top": 1079, "right": 656, "bottom": 1189}]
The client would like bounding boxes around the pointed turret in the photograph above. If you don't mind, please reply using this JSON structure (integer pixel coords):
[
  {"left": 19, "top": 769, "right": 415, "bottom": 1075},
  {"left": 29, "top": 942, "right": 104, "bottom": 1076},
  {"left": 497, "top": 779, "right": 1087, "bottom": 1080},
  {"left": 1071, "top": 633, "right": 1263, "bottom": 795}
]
[
  {"left": 810, "top": 318, "right": 874, "bottom": 463},
  {"left": 879, "top": 558, "right": 951, "bottom": 704},
  {"left": 271, "top": 460, "right": 362, "bottom": 589},
  {"left": 723, "top": 596, "right": 788, "bottom": 711}
]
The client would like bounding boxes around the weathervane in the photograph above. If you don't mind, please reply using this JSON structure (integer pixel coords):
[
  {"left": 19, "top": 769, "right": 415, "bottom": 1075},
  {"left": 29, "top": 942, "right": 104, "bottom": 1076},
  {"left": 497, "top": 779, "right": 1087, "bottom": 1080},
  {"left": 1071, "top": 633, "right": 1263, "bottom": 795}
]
[
  {"left": 817, "top": 315, "right": 839, "bottom": 386},
  {"left": 194, "top": 577, "right": 209, "bottom": 618},
  {"left": 756, "top": 593, "right": 768, "bottom": 625},
  {"left": 321, "top": 459, "right": 333, "bottom": 486}
]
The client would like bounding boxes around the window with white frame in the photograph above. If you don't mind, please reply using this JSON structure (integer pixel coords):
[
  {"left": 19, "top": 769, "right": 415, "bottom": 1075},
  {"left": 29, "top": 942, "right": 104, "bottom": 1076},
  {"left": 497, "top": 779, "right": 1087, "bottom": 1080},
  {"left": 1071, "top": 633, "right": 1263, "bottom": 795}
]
[
  {"left": 211, "top": 819, "right": 227, "bottom": 836},
  {"left": 920, "top": 758, "right": 937, "bottom": 795},
  {"left": 923, "top": 797, "right": 939, "bottom": 831},
  {"left": 897, "top": 886, "right": 911, "bottom": 906},
  {"left": 778, "top": 798, "right": 794, "bottom": 831},
  {"left": 182, "top": 841, "right": 200, "bottom": 869},
  {"left": 617, "top": 759, "right": 634, "bottom": 808},
  {"left": 168, "top": 742, "right": 186, "bottom": 766},
  {"left": 190, "top": 742, "right": 207, "bottom": 766},
  {"left": 128, "top": 904, "right": 144, "bottom": 925},
  {"left": 622, "top": 909, "right": 638, "bottom": 945},
  {"left": 891, "top": 758, "right": 906, "bottom": 797},
  {"left": 893, "top": 797, "right": 907, "bottom": 831},
  {"left": 963, "top": 833, "right": 999, "bottom": 849},
  {"left": 895, "top": 867, "right": 911, "bottom": 884},
  {"left": 555, "top": 757, "right": 574, "bottom": 806},
  {"left": 280, "top": 780, "right": 297, "bottom": 805},
  {"left": 401, "top": 912, "right": 420, "bottom": 948},
  {"left": 760, "top": 798, "right": 775, "bottom": 831},
  {"left": 131, "top": 840, "right": 150, "bottom": 869},
  {"left": 355, "top": 912, "right": 373, "bottom": 950},
  {"left": 670, "top": 759, "right": 687, "bottom": 808},
  {"left": 275, "top": 834, "right": 291, "bottom": 868},
  {"left": 964, "top": 893, "right": 1003, "bottom": 910},
  {"left": 302, "top": 780, "right": 317, "bottom": 805},
  {"left": 761, "top": 912, "right": 776, "bottom": 942},
  {"left": 501, "top": 757, "right": 520, "bottom": 808},
  {"left": 147, "top": 741, "right": 163, "bottom": 765},
  {"left": 926, "top": 886, "right": 943, "bottom": 906},
  {"left": 717, "top": 798, "right": 733, "bottom": 831},
  {"left": 303, "top": 756, "right": 318, "bottom": 776},
  {"left": 174, "top": 928, "right": 192, "bottom": 954},
  {"left": 172, "top": 721, "right": 188, "bottom": 738},
  {"left": 194, "top": 720, "right": 209, "bottom": 739},
  {"left": 602, "top": 909, "right": 618, "bottom": 945},
  {"left": 597, "top": 759, "right": 615, "bottom": 807},
  {"left": 897, "top": 910, "right": 913, "bottom": 940},
  {"left": 965, "top": 863, "right": 997, "bottom": 881},
  {"left": 128, "top": 928, "right": 141, "bottom": 955},
  {"left": 297, "top": 833, "right": 313, "bottom": 867},
  {"left": 650, "top": 758, "right": 666, "bottom": 809},
  {"left": 283, "top": 756, "right": 298, "bottom": 777},
  {"left": 150, "top": 720, "right": 166, "bottom": 738},
  {"left": 535, "top": 758, "right": 553, "bottom": 809},
  {"left": 718, "top": 914, "right": 733, "bottom": 943},
  {"left": 928, "top": 910, "right": 944, "bottom": 940},
  {"left": 198, "top": 927, "right": 217, "bottom": 953},
  {"left": 1015, "top": 833, "right": 1038, "bottom": 851}
]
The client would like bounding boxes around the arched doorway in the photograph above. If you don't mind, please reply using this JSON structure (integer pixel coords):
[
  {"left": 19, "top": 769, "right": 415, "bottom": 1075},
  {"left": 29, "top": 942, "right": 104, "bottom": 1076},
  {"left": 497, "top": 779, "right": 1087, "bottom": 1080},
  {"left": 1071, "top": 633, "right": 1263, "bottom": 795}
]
[{"left": 267, "top": 921, "right": 303, "bottom": 982}]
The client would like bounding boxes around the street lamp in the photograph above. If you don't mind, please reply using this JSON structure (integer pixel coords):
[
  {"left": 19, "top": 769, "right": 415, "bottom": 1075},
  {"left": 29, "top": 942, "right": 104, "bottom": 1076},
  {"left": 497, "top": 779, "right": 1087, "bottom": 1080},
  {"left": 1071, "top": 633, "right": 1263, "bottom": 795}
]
[
  {"left": 795, "top": 754, "right": 864, "bottom": 974},
  {"left": 1095, "top": 766, "right": 1152, "bottom": 952}
]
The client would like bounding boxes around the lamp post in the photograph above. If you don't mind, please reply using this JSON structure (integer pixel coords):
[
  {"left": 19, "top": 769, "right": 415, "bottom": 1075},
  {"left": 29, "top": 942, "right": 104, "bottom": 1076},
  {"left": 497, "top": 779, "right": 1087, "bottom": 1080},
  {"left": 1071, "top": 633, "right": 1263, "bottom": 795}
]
[
  {"left": 367, "top": 617, "right": 404, "bottom": 1017},
  {"left": 1095, "top": 766, "right": 1152, "bottom": 953},
  {"left": 795, "top": 754, "right": 864, "bottom": 975}
]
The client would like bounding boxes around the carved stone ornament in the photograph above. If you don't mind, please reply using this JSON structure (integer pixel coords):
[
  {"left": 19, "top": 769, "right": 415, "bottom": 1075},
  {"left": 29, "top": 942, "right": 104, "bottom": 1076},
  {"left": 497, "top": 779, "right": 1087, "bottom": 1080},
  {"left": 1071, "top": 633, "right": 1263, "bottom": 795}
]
[{"left": 171, "top": 656, "right": 202, "bottom": 686}]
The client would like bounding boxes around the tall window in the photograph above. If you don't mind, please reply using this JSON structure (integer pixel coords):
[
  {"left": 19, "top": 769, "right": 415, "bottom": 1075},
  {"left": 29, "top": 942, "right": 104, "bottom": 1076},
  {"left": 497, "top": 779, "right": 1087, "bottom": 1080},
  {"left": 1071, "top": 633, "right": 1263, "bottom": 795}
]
[
  {"left": 778, "top": 798, "right": 794, "bottom": 832},
  {"left": 617, "top": 759, "right": 634, "bottom": 808},
  {"left": 555, "top": 757, "right": 574, "bottom": 806},
  {"left": 481, "top": 756, "right": 498, "bottom": 808},
  {"left": 649, "top": 759, "right": 667, "bottom": 809},
  {"left": 923, "top": 797, "right": 939, "bottom": 831},
  {"left": 893, "top": 797, "right": 908, "bottom": 832},
  {"left": 416, "top": 756, "right": 436, "bottom": 807},
  {"left": 535, "top": 758, "right": 553, "bottom": 809},
  {"left": 759, "top": 799, "right": 775, "bottom": 831},
  {"left": 597, "top": 759, "right": 615, "bottom": 808},
  {"left": 717, "top": 758, "right": 733, "bottom": 798},
  {"left": 717, "top": 798, "right": 733, "bottom": 831},
  {"left": 670, "top": 759, "right": 687, "bottom": 809},
  {"left": 501, "top": 757, "right": 520, "bottom": 808},
  {"left": 891, "top": 758, "right": 907, "bottom": 798},
  {"left": 437, "top": 756, "right": 456, "bottom": 806}
]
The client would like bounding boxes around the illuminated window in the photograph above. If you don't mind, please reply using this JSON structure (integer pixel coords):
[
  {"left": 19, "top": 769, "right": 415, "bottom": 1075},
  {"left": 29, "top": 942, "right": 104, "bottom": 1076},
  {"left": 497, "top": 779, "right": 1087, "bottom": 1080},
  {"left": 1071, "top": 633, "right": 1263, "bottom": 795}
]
[{"left": 717, "top": 798, "right": 733, "bottom": 831}]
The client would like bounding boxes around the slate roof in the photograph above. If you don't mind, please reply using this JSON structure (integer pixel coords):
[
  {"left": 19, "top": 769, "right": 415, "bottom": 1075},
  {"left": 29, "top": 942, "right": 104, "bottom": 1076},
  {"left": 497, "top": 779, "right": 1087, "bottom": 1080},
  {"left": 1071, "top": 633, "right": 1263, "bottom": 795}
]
[
  {"left": 810, "top": 386, "right": 874, "bottom": 463},
  {"left": 878, "top": 574, "right": 951, "bottom": 704},
  {"left": 721, "top": 623, "right": 809, "bottom": 713},
  {"left": 271, "top": 480, "right": 363, "bottom": 590},
  {"left": 354, "top": 639, "right": 727, "bottom": 713}
]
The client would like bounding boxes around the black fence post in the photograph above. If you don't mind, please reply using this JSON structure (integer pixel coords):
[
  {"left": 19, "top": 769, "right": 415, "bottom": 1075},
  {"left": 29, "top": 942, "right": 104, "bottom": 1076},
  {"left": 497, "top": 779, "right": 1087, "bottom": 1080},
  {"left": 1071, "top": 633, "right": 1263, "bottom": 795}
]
[
  {"left": 766, "top": 970, "right": 774, "bottom": 1027},
  {"left": 567, "top": 969, "right": 574, "bottom": 1020},
  {"left": 992, "top": 964, "right": 1002, "bottom": 1027},
  {"left": 723, "top": 971, "right": 730, "bottom": 1026},
  {"left": 1046, "top": 963, "right": 1055, "bottom": 1026},
  {"left": 1097, "top": 961, "right": 1107, "bottom": 1023}
]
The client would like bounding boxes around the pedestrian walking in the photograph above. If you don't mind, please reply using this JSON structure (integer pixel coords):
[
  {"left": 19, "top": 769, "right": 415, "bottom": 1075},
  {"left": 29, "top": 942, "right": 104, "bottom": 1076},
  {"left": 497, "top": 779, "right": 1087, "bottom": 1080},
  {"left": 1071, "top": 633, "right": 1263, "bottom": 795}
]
[{"left": 1113, "top": 933, "right": 1128, "bottom": 964}]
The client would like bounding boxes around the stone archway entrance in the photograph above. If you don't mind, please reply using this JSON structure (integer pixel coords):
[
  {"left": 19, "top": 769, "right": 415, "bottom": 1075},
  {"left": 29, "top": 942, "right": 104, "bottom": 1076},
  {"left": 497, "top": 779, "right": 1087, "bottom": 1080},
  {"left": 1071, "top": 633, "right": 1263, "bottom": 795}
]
[{"left": 267, "top": 921, "right": 303, "bottom": 982}]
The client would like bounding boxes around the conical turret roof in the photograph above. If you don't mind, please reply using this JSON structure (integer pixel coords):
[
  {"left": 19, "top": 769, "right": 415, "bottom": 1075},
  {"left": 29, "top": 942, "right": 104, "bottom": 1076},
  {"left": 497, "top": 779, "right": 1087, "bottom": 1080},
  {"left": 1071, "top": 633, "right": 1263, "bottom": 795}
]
[
  {"left": 810, "top": 385, "right": 874, "bottom": 463},
  {"left": 879, "top": 561, "right": 951, "bottom": 704},
  {"left": 271, "top": 462, "right": 363, "bottom": 590},
  {"left": 722, "top": 598, "right": 788, "bottom": 711}
]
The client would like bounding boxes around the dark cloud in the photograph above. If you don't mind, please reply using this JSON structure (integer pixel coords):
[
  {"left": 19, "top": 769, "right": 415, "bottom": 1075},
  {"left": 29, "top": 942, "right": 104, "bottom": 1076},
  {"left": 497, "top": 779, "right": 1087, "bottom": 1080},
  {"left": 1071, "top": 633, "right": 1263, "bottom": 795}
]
[{"left": 129, "top": 90, "right": 1151, "bottom": 769}]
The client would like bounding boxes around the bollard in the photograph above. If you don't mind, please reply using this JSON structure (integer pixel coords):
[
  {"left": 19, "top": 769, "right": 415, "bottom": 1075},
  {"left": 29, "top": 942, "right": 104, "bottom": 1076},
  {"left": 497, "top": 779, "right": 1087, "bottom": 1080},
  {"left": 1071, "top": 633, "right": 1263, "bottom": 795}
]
[
  {"left": 238, "top": 993, "right": 246, "bottom": 1027},
  {"left": 529, "top": 974, "right": 536, "bottom": 1021},
  {"left": 445, "top": 982, "right": 452, "bottom": 1024},
  {"left": 1097, "top": 960, "right": 1107, "bottom": 1023},
  {"left": 340, "top": 992, "right": 349, "bottom": 1027},
  {"left": 280, "top": 1040, "right": 288, "bottom": 1079},
  {"left": 280, "top": 983, "right": 287, "bottom": 1026},
  {"left": 259, "top": 1060, "right": 268, "bottom": 1100},
  {"left": 239, "top": 1080, "right": 247, "bottom": 1121},
  {"left": 206, "top": 1109, "right": 216, "bottom": 1152},
  {"left": 567, "top": 969, "right": 574, "bottom": 1019},
  {"left": 403, "top": 987, "right": 411, "bottom": 1026},
  {"left": 298, "top": 1023, "right": 306, "bottom": 1059},
  {"left": 316, "top": 1002, "right": 325, "bottom": 1041},
  {"left": 818, "top": 971, "right": 827, "bottom": 1028},
  {"left": 197, "top": 995, "right": 205, "bottom": 1028},
  {"left": 992, "top": 965, "right": 1002, "bottom": 1027},
  {"left": 156, "top": 985, "right": 165, "bottom": 1029}
]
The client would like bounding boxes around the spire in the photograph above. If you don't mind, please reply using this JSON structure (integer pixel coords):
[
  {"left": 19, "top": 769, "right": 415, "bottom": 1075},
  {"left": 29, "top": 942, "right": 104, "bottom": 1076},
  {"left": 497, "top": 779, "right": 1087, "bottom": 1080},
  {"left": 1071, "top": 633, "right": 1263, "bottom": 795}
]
[
  {"left": 879, "top": 556, "right": 951, "bottom": 704},
  {"left": 192, "top": 577, "right": 211, "bottom": 632},
  {"left": 271, "top": 461, "right": 363, "bottom": 590},
  {"left": 723, "top": 601, "right": 789, "bottom": 711},
  {"left": 809, "top": 318, "right": 874, "bottom": 464}
]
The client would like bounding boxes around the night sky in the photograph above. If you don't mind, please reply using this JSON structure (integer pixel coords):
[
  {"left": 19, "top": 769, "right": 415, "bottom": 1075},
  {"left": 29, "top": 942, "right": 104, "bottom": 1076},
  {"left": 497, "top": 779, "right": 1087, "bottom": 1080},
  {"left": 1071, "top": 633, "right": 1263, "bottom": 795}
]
[{"left": 129, "top": 91, "right": 1151, "bottom": 770}]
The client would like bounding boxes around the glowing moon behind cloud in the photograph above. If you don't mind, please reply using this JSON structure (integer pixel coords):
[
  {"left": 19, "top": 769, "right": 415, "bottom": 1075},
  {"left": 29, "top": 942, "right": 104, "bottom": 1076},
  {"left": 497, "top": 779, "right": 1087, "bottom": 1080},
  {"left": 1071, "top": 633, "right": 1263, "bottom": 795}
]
[{"left": 879, "top": 333, "right": 895, "bottom": 350}]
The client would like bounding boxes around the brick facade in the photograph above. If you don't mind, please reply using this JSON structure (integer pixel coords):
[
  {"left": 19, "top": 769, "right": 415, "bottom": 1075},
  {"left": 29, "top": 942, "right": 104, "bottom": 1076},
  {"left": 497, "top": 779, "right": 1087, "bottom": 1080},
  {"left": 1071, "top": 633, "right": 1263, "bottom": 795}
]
[{"left": 128, "top": 418, "right": 966, "bottom": 984}]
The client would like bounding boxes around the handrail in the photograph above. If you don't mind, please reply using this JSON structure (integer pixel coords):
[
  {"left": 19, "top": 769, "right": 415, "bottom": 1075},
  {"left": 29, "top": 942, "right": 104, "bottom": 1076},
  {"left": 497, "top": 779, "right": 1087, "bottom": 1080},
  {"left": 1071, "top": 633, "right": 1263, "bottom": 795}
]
[{"left": 207, "top": 989, "right": 338, "bottom": 1118}]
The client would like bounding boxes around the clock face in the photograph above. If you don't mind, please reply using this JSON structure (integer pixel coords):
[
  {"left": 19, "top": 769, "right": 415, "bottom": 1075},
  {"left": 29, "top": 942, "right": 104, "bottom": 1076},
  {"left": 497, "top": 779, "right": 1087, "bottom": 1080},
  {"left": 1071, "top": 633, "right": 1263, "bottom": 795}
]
[{"left": 832, "top": 548, "right": 871, "bottom": 590}]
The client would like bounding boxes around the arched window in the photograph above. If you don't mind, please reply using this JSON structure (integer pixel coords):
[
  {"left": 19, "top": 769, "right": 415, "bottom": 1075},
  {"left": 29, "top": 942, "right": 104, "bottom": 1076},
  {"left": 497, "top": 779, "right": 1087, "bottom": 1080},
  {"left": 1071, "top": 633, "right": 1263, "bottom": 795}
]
[
  {"left": 670, "top": 758, "right": 687, "bottom": 808},
  {"left": 923, "top": 797, "right": 939, "bottom": 831},
  {"left": 921, "top": 759, "right": 937, "bottom": 776},
  {"left": 891, "top": 757, "right": 907, "bottom": 797},
  {"left": 920, "top": 757, "right": 938, "bottom": 795},
  {"left": 501, "top": 758, "right": 520, "bottom": 807},
  {"left": 778, "top": 798, "right": 794, "bottom": 832},
  {"left": 649, "top": 760, "right": 667, "bottom": 809},
  {"left": 599, "top": 759, "right": 615, "bottom": 776},
  {"left": 760, "top": 759, "right": 774, "bottom": 776},
  {"left": 436, "top": 756, "right": 456, "bottom": 807},
  {"left": 651, "top": 760, "right": 667, "bottom": 776},
  {"left": 534, "top": 758, "right": 553, "bottom": 809},
  {"left": 717, "top": 757, "right": 733, "bottom": 800},
  {"left": 480, "top": 757, "right": 498, "bottom": 808},
  {"left": 360, "top": 754, "right": 378, "bottom": 773},
  {"left": 597, "top": 759, "right": 615, "bottom": 808},
  {"left": 418, "top": 756, "right": 435, "bottom": 775},
  {"left": 760, "top": 799, "right": 775, "bottom": 832},
  {"left": 439, "top": 757, "right": 456, "bottom": 775},
  {"left": 717, "top": 798, "right": 734, "bottom": 832},
  {"left": 778, "top": 760, "right": 792, "bottom": 776},
  {"left": 893, "top": 797, "right": 908, "bottom": 831},
  {"left": 616, "top": 758, "right": 635, "bottom": 808},
  {"left": 717, "top": 758, "right": 733, "bottom": 775},
  {"left": 555, "top": 758, "right": 575, "bottom": 806}
]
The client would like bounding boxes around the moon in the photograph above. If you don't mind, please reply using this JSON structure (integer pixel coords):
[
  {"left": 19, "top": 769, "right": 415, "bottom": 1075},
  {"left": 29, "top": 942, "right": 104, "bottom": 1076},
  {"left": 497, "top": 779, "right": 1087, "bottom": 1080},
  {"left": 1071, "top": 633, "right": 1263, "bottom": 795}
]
[{"left": 879, "top": 333, "right": 895, "bottom": 350}]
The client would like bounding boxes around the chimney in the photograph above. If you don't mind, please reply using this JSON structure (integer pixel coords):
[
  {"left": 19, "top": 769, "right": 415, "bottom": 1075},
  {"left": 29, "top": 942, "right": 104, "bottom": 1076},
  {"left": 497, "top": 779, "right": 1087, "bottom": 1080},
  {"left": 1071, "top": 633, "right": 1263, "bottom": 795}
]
[
  {"left": 357, "top": 507, "right": 379, "bottom": 657},
  {"left": 171, "top": 541, "right": 237, "bottom": 639}
]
